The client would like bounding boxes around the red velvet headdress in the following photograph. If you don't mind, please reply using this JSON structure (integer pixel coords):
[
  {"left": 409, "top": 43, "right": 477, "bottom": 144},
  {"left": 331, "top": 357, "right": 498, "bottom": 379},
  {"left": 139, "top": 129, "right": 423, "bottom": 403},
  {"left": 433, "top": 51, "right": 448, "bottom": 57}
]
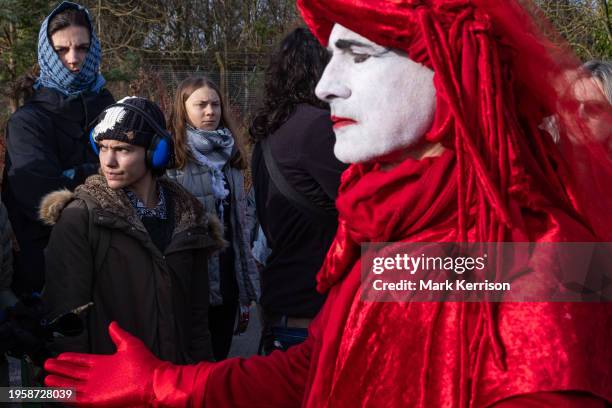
[{"left": 297, "top": 0, "right": 612, "bottom": 242}]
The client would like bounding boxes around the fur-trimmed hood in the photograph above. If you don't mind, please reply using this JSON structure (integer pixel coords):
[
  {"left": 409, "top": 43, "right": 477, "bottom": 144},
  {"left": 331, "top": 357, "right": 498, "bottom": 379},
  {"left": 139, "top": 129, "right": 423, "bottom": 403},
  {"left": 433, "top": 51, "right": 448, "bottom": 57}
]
[
  {"left": 39, "top": 188, "right": 75, "bottom": 226},
  {"left": 41, "top": 176, "right": 221, "bottom": 364},
  {"left": 39, "top": 174, "right": 225, "bottom": 248}
]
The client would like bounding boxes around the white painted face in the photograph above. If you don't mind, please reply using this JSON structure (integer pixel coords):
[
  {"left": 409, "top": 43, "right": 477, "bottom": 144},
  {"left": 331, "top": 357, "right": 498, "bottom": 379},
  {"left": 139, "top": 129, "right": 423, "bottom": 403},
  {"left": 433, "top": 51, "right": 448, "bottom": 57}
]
[{"left": 316, "top": 24, "right": 436, "bottom": 163}]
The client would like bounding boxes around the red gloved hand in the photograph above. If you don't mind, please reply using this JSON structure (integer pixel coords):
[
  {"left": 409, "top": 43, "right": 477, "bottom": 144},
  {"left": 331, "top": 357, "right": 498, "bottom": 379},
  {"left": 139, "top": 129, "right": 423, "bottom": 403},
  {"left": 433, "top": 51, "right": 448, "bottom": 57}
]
[{"left": 44, "top": 321, "right": 166, "bottom": 407}]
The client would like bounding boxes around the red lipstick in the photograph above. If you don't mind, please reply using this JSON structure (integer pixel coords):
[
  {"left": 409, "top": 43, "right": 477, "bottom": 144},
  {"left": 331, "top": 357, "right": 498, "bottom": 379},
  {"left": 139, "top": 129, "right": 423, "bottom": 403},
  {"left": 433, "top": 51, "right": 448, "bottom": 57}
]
[{"left": 331, "top": 115, "right": 357, "bottom": 129}]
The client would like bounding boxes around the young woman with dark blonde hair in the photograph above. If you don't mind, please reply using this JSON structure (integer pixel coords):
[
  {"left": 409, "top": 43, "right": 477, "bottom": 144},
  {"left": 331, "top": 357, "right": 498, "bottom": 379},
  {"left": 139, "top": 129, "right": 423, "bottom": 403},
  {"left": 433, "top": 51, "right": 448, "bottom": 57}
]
[{"left": 167, "top": 76, "right": 259, "bottom": 361}]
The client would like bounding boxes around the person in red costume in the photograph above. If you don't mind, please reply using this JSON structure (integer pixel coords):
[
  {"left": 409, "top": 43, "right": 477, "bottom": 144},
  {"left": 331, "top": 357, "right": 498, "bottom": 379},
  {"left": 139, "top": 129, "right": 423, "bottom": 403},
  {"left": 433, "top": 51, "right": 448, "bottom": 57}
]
[{"left": 44, "top": 0, "right": 612, "bottom": 406}]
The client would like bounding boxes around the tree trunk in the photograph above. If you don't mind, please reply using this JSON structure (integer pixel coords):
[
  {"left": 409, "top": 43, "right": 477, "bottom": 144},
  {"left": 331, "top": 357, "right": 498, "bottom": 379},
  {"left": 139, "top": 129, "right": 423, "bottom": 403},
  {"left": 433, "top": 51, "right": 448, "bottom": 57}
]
[
  {"left": 215, "top": 51, "right": 227, "bottom": 102},
  {"left": 8, "top": 95, "right": 19, "bottom": 114},
  {"left": 600, "top": 0, "right": 612, "bottom": 46}
]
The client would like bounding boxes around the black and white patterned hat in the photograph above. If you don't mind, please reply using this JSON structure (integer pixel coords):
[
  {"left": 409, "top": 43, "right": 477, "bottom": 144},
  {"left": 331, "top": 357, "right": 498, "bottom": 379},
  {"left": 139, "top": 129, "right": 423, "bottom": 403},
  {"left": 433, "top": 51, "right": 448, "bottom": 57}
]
[{"left": 91, "top": 96, "right": 166, "bottom": 147}]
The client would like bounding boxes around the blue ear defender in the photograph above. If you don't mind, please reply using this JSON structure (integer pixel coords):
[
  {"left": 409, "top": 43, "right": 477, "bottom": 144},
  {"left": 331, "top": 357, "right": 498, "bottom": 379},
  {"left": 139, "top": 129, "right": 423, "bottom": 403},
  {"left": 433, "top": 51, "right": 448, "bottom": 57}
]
[
  {"left": 147, "top": 133, "right": 173, "bottom": 169},
  {"left": 88, "top": 102, "right": 174, "bottom": 169},
  {"left": 89, "top": 128, "right": 100, "bottom": 155}
]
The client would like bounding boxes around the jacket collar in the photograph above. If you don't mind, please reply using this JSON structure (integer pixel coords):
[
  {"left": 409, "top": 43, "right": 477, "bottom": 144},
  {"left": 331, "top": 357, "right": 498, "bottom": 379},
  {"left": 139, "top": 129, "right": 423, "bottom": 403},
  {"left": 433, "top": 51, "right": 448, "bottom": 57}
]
[{"left": 39, "top": 175, "right": 226, "bottom": 252}]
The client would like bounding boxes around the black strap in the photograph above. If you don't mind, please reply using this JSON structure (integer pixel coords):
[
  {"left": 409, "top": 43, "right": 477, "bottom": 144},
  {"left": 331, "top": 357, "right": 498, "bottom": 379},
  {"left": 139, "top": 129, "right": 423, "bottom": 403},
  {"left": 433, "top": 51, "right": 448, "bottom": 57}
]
[
  {"left": 83, "top": 197, "right": 110, "bottom": 279},
  {"left": 260, "top": 138, "right": 336, "bottom": 223}
]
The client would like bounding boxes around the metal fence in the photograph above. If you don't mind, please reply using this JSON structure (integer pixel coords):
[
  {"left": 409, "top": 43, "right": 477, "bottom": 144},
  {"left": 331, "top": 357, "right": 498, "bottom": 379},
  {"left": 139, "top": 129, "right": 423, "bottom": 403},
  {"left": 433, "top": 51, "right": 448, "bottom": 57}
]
[{"left": 151, "top": 67, "right": 265, "bottom": 120}]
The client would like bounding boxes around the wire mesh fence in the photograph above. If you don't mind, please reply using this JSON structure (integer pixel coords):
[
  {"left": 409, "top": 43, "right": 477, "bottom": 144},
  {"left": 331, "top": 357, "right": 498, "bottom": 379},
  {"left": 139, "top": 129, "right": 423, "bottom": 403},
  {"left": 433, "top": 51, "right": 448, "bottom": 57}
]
[{"left": 141, "top": 67, "right": 266, "bottom": 121}]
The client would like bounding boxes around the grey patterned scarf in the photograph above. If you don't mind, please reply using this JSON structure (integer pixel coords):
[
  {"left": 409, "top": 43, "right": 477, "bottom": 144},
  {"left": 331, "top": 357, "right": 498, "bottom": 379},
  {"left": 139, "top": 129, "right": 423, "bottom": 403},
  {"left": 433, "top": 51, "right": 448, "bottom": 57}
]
[{"left": 186, "top": 125, "right": 234, "bottom": 202}]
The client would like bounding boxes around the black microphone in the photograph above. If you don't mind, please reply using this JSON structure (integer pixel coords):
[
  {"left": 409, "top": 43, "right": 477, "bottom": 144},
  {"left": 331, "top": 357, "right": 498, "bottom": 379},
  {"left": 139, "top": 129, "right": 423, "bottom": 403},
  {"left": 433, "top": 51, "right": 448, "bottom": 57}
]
[
  {"left": 40, "top": 302, "right": 93, "bottom": 337},
  {"left": 0, "top": 295, "right": 92, "bottom": 363}
]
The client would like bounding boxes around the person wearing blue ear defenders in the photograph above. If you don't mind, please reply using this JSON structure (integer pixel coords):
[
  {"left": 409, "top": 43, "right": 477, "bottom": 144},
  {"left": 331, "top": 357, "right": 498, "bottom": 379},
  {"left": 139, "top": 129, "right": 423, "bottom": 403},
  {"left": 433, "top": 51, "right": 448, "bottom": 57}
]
[{"left": 38, "top": 96, "right": 224, "bottom": 364}]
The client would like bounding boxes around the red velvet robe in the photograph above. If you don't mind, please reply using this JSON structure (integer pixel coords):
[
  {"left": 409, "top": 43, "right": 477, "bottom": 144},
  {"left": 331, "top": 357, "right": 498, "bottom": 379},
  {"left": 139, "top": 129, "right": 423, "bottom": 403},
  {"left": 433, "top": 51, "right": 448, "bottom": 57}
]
[
  {"left": 163, "top": 221, "right": 611, "bottom": 406},
  {"left": 155, "top": 153, "right": 611, "bottom": 407},
  {"left": 197, "top": 286, "right": 610, "bottom": 407}
]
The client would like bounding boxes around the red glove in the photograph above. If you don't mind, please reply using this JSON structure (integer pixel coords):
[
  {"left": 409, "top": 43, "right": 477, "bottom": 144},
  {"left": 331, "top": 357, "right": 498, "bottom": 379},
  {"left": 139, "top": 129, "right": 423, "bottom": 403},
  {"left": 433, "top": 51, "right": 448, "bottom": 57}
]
[
  {"left": 44, "top": 321, "right": 165, "bottom": 406},
  {"left": 44, "top": 322, "right": 217, "bottom": 407}
]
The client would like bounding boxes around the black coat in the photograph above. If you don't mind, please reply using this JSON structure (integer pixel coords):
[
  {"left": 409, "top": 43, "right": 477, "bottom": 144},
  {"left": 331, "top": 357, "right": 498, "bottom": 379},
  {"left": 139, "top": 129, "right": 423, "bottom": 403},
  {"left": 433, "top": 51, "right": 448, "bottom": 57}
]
[
  {"left": 2, "top": 87, "right": 114, "bottom": 293},
  {"left": 252, "top": 104, "right": 347, "bottom": 317},
  {"left": 40, "top": 176, "right": 223, "bottom": 364}
]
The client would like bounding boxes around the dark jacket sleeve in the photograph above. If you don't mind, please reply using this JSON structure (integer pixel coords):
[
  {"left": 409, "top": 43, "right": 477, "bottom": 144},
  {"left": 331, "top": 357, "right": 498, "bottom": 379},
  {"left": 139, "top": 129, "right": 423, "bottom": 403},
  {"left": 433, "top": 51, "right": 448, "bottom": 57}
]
[
  {"left": 0, "top": 201, "right": 13, "bottom": 291},
  {"left": 189, "top": 248, "right": 214, "bottom": 362},
  {"left": 0, "top": 201, "right": 16, "bottom": 308},
  {"left": 5, "top": 110, "right": 91, "bottom": 221},
  {"left": 42, "top": 200, "right": 93, "bottom": 353},
  {"left": 298, "top": 112, "right": 347, "bottom": 201}
]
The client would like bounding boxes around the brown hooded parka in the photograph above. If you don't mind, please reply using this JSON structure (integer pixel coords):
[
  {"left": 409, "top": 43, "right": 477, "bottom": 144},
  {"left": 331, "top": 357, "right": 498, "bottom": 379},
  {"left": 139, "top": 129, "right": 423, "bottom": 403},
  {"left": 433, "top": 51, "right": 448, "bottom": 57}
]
[{"left": 40, "top": 175, "right": 225, "bottom": 364}]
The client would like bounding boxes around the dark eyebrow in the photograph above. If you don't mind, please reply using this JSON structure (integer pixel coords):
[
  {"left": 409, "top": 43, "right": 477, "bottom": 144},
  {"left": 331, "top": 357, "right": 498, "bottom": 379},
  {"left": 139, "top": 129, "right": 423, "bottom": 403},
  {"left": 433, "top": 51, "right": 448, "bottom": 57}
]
[
  {"left": 100, "top": 143, "right": 132, "bottom": 151},
  {"left": 334, "top": 39, "right": 377, "bottom": 51},
  {"left": 54, "top": 42, "right": 90, "bottom": 49}
]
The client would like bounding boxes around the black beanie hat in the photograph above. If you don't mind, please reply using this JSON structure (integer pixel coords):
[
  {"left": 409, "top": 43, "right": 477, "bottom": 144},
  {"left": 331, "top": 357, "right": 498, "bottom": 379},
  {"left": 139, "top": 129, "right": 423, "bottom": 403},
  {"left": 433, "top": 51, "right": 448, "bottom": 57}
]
[{"left": 91, "top": 96, "right": 166, "bottom": 147}]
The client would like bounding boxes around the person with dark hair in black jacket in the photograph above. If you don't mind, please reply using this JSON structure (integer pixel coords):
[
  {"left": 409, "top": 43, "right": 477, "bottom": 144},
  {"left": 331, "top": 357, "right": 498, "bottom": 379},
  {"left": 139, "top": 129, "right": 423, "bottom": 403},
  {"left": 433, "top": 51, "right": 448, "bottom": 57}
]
[
  {"left": 2, "top": 2, "right": 114, "bottom": 295},
  {"left": 249, "top": 27, "right": 347, "bottom": 354}
]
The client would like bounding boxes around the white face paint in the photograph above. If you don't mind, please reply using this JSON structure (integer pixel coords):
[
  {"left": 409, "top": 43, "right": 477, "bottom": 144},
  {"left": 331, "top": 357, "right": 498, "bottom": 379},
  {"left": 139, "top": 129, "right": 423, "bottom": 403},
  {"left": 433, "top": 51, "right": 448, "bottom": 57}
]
[{"left": 316, "top": 24, "right": 436, "bottom": 163}]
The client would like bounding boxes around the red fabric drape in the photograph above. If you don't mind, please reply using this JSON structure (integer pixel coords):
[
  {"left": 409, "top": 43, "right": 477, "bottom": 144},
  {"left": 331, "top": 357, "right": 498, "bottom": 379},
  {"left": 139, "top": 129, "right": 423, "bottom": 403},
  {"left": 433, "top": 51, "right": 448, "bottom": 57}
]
[{"left": 294, "top": 0, "right": 612, "bottom": 406}]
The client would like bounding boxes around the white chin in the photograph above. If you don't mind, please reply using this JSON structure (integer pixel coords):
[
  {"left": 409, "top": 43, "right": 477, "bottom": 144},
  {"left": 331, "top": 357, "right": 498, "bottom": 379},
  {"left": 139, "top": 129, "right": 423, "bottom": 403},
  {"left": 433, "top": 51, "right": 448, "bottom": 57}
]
[
  {"left": 333, "top": 139, "right": 376, "bottom": 163},
  {"left": 333, "top": 132, "right": 417, "bottom": 164}
]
